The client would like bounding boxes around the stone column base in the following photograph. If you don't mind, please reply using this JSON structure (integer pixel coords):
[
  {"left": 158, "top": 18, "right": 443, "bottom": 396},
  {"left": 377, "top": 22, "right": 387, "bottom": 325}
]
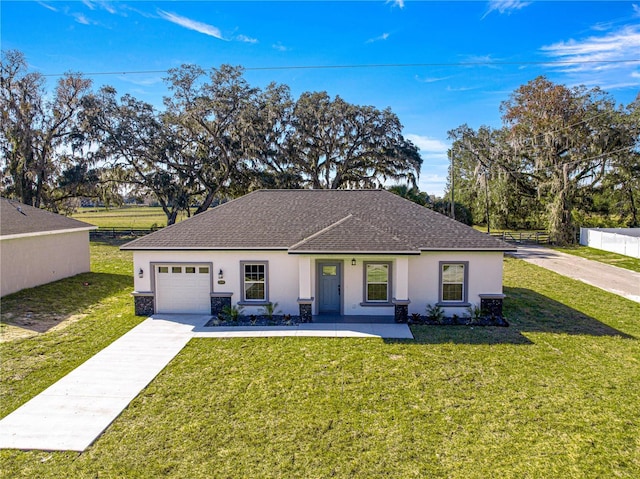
[
  {"left": 297, "top": 299, "right": 313, "bottom": 323},
  {"left": 479, "top": 294, "right": 505, "bottom": 319},
  {"left": 392, "top": 299, "right": 410, "bottom": 323},
  {"left": 132, "top": 292, "right": 154, "bottom": 316},
  {"left": 211, "top": 293, "right": 232, "bottom": 317}
]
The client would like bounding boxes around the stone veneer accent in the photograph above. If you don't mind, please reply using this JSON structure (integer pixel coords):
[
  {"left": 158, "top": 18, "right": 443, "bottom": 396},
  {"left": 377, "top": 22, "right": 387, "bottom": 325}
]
[
  {"left": 133, "top": 294, "right": 154, "bottom": 316},
  {"left": 479, "top": 294, "right": 505, "bottom": 319},
  {"left": 211, "top": 294, "right": 232, "bottom": 316},
  {"left": 298, "top": 301, "right": 312, "bottom": 323},
  {"left": 392, "top": 299, "right": 410, "bottom": 323},
  {"left": 394, "top": 304, "right": 409, "bottom": 323}
]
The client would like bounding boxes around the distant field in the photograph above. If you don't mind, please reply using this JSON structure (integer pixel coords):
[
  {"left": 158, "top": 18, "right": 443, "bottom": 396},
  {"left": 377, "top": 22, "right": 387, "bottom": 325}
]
[{"left": 72, "top": 206, "right": 190, "bottom": 228}]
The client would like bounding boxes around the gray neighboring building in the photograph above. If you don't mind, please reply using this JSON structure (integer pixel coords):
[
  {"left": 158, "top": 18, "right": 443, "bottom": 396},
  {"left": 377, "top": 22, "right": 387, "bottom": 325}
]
[{"left": 0, "top": 198, "right": 97, "bottom": 297}]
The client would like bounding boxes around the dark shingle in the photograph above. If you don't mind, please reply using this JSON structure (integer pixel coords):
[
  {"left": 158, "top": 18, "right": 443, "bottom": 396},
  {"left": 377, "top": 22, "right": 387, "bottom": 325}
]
[
  {"left": 0, "top": 198, "right": 95, "bottom": 236},
  {"left": 121, "top": 190, "right": 514, "bottom": 252}
]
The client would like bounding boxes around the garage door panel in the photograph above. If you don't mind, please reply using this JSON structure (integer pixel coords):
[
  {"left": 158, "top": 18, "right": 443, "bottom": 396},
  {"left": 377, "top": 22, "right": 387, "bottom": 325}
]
[{"left": 155, "top": 264, "right": 211, "bottom": 314}]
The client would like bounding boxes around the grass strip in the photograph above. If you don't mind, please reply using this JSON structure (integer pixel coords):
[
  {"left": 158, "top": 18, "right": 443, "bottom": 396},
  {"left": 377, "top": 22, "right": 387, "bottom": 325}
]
[{"left": 553, "top": 245, "right": 640, "bottom": 273}]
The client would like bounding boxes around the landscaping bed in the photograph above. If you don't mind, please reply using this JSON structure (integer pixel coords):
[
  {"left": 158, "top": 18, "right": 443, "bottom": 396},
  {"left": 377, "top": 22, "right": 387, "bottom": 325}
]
[{"left": 204, "top": 314, "right": 302, "bottom": 327}]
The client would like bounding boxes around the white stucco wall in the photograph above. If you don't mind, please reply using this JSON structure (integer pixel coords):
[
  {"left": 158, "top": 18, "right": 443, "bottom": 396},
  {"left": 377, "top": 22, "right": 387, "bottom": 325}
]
[
  {"left": 0, "top": 230, "right": 92, "bottom": 297},
  {"left": 132, "top": 250, "right": 302, "bottom": 315},
  {"left": 132, "top": 249, "right": 505, "bottom": 316},
  {"left": 407, "top": 251, "right": 504, "bottom": 317}
]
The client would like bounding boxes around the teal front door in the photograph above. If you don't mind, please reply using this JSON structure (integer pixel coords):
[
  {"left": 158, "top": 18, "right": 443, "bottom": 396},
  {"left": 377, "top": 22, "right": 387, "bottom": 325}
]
[{"left": 318, "top": 262, "right": 341, "bottom": 314}]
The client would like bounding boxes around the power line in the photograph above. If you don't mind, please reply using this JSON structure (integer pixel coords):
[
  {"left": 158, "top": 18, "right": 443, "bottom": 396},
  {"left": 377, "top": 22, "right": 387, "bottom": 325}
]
[{"left": 39, "top": 58, "right": 640, "bottom": 77}]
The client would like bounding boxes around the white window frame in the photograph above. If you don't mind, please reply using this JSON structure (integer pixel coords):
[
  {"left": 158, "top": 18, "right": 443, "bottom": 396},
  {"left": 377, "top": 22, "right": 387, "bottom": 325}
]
[
  {"left": 363, "top": 262, "right": 392, "bottom": 304},
  {"left": 438, "top": 261, "right": 469, "bottom": 305},
  {"left": 240, "top": 261, "right": 269, "bottom": 304}
]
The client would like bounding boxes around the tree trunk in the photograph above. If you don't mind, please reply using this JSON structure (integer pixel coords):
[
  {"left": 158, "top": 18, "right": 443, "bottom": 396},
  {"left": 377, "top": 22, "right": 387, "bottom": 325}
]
[{"left": 628, "top": 186, "right": 638, "bottom": 227}]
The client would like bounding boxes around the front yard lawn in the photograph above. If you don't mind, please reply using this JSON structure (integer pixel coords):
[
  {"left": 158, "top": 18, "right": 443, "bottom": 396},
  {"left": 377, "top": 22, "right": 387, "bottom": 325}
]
[{"left": 1, "top": 250, "right": 639, "bottom": 478}]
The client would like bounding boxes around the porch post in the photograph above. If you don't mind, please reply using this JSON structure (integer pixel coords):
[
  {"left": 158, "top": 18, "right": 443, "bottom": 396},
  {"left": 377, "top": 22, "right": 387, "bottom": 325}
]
[
  {"left": 297, "top": 256, "right": 313, "bottom": 322},
  {"left": 393, "top": 257, "right": 410, "bottom": 323}
]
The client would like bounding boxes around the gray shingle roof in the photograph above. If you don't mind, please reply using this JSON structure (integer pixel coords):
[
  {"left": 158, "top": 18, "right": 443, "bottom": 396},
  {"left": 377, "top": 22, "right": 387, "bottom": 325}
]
[
  {"left": 0, "top": 198, "right": 96, "bottom": 237},
  {"left": 121, "top": 190, "right": 514, "bottom": 253}
]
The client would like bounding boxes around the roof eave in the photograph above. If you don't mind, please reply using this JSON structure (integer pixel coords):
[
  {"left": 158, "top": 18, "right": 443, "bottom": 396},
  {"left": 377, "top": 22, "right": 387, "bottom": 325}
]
[
  {"left": 288, "top": 249, "right": 421, "bottom": 255},
  {"left": 0, "top": 225, "right": 97, "bottom": 241},
  {"left": 418, "top": 247, "right": 517, "bottom": 252},
  {"left": 119, "top": 246, "right": 290, "bottom": 251}
]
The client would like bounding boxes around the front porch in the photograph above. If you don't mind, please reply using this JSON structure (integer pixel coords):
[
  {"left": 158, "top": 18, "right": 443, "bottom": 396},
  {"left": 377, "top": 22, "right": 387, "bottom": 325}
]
[{"left": 312, "top": 314, "right": 396, "bottom": 324}]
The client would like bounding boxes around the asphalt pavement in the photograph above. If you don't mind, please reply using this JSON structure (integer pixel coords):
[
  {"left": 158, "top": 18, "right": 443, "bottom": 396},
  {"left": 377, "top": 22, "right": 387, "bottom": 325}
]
[{"left": 509, "top": 245, "right": 640, "bottom": 303}]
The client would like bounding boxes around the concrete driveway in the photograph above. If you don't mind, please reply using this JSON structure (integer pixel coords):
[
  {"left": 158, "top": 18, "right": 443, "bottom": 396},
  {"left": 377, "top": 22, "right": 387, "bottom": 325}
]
[{"left": 510, "top": 245, "right": 640, "bottom": 303}]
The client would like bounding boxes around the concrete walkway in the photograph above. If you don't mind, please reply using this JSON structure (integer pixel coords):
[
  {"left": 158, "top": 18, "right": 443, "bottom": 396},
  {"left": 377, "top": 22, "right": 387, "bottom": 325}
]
[
  {"left": 0, "top": 315, "right": 412, "bottom": 452},
  {"left": 510, "top": 245, "right": 640, "bottom": 303}
]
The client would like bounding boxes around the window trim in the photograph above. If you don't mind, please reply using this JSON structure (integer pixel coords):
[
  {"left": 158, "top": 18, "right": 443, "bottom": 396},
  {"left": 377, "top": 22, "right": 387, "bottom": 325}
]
[
  {"left": 438, "top": 261, "right": 469, "bottom": 306},
  {"left": 361, "top": 261, "right": 393, "bottom": 306},
  {"left": 239, "top": 261, "right": 269, "bottom": 304}
]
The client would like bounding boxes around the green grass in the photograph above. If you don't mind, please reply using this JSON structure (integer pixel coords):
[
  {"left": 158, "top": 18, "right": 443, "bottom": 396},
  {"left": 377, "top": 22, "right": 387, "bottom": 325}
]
[
  {"left": 553, "top": 245, "right": 640, "bottom": 273},
  {"left": 1, "top": 253, "right": 639, "bottom": 478},
  {"left": 71, "top": 206, "right": 190, "bottom": 228},
  {"left": 0, "top": 239, "right": 143, "bottom": 417}
]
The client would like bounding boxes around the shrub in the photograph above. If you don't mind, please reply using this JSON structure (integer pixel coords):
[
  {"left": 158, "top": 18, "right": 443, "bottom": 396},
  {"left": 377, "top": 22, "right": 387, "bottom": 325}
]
[
  {"left": 259, "top": 302, "right": 282, "bottom": 319},
  {"left": 221, "top": 304, "right": 244, "bottom": 322},
  {"left": 425, "top": 303, "right": 445, "bottom": 322}
]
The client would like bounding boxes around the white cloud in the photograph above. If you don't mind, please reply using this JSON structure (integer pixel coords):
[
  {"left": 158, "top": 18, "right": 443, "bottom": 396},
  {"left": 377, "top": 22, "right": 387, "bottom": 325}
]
[
  {"left": 82, "top": 1, "right": 116, "bottom": 15},
  {"left": 73, "top": 13, "right": 94, "bottom": 25},
  {"left": 446, "top": 85, "right": 476, "bottom": 92},
  {"left": 118, "top": 75, "right": 163, "bottom": 87},
  {"left": 386, "top": 0, "right": 405, "bottom": 9},
  {"left": 406, "top": 134, "right": 449, "bottom": 156},
  {"left": 98, "top": 2, "right": 117, "bottom": 15},
  {"left": 418, "top": 172, "right": 448, "bottom": 197},
  {"left": 633, "top": 4, "right": 640, "bottom": 17},
  {"left": 272, "top": 42, "right": 289, "bottom": 52},
  {"left": 157, "top": 10, "right": 225, "bottom": 40},
  {"left": 415, "top": 75, "right": 451, "bottom": 84},
  {"left": 237, "top": 34, "right": 258, "bottom": 44},
  {"left": 482, "top": 0, "right": 531, "bottom": 19},
  {"left": 542, "top": 25, "right": 640, "bottom": 67},
  {"left": 366, "top": 32, "right": 390, "bottom": 44},
  {"left": 37, "top": 2, "right": 57, "bottom": 12},
  {"left": 540, "top": 24, "right": 640, "bottom": 90},
  {"left": 407, "top": 134, "right": 451, "bottom": 196}
]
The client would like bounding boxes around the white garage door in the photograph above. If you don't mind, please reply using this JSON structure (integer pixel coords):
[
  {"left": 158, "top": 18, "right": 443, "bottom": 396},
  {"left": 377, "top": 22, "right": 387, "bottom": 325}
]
[{"left": 155, "top": 264, "right": 211, "bottom": 314}]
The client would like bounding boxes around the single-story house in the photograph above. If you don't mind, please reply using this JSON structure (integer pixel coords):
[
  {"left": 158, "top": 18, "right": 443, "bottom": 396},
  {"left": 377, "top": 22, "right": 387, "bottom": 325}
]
[
  {"left": 121, "top": 190, "right": 514, "bottom": 322},
  {"left": 0, "top": 198, "right": 97, "bottom": 297}
]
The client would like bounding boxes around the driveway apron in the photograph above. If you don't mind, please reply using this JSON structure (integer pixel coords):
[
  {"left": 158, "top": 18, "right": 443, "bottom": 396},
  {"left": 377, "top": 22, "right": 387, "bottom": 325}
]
[{"left": 510, "top": 245, "right": 640, "bottom": 303}]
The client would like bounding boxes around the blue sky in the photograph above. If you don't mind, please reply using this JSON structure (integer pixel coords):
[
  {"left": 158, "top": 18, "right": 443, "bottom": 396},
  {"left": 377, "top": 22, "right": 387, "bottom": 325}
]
[{"left": 2, "top": 1, "right": 639, "bottom": 196}]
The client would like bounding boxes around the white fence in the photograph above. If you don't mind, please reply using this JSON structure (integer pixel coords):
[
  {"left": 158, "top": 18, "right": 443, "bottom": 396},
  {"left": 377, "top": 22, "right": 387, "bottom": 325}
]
[{"left": 579, "top": 228, "right": 640, "bottom": 259}]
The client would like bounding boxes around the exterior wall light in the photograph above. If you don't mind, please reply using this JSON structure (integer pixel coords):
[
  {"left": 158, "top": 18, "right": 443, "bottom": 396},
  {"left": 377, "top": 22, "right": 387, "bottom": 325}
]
[
  {"left": 351, "top": 258, "right": 357, "bottom": 266},
  {"left": 138, "top": 268, "right": 144, "bottom": 278},
  {"left": 218, "top": 269, "right": 224, "bottom": 279}
]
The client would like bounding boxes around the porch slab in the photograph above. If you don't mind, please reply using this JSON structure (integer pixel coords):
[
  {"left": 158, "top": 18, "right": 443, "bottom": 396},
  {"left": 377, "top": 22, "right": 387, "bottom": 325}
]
[
  {"left": 193, "top": 321, "right": 413, "bottom": 339},
  {"left": 312, "top": 314, "right": 396, "bottom": 324}
]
